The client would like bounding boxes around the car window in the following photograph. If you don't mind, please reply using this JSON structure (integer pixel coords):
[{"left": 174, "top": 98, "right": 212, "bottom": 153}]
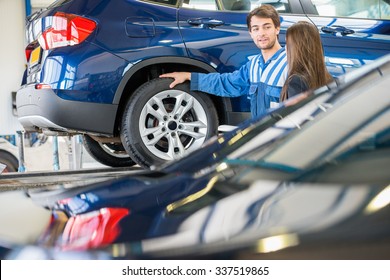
[
  {"left": 242, "top": 90, "right": 389, "bottom": 170},
  {"left": 146, "top": 0, "right": 179, "bottom": 6},
  {"left": 47, "top": 0, "right": 73, "bottom": 9},
  {"left": 312, "top": 0, "right": 390, "bottom": 20},
  {"left": 181, "top": 0, "right": 291, "bottom": 12},
  {"left": 219, "top": 58, "right": 390, "bottom": 183},
  {"left": 299, "top": 120, "right": 390, "bottom": 184},
  {"left": 182, "top": 0, "right": 218, "bottom": 10},
  {"left": 251, "top": 0, "right": 291, "bottom": 13},
  {"left": 225, "top": 108, "right": 390, "bottom": 185}
]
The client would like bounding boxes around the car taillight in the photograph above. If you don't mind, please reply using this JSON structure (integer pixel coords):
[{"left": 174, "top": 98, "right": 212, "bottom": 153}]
[
  {"left": 60, "top": 207, "right": 129, "bottom": 250},
  {"left": 38, "top": 12, "right": 96, "bottom": 50},
  {"left": 25, "top": 44, "right": 35, "bottom": 61},
  {"left": 35, "top": 84, "right": 52, "bottom": 89}
]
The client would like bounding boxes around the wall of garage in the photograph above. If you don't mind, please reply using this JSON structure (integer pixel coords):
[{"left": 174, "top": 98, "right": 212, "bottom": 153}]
[
  {"left": 0, "top": 0, "right": 26, "bottom": 136},
  {"left": 0, "top": 0, "right": 55, "bottom": 139}
]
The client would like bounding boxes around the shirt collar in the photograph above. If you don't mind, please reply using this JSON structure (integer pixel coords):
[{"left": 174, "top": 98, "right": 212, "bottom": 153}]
[{"left": 260, "top": 47, "right": 286, "bottom": 65}]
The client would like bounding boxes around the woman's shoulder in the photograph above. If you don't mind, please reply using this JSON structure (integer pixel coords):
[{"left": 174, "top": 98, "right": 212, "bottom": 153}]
[
  {"left": 289, "top": 74, "right": 307, "bottom": 84},
  {"left": 287, "top": 74, "right": 309, "bottom": 98}
]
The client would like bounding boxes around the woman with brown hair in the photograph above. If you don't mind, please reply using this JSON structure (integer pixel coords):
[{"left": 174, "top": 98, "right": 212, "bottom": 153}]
[{"left": 280, "top": 21, "right": 333, "bottom": 101}]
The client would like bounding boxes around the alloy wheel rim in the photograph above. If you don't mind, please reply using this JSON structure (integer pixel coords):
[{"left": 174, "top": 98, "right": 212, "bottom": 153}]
[{"left": 139, "top": 90, "right": 208, "bottom": 161}]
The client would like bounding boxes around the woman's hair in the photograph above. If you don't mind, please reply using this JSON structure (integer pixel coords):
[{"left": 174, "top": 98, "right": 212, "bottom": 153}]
[
  {"left": 247, "top": 4, "right": 280, "bottom": 30},
  {"left": 280, "top": 21, "right": 333, "bottom": 101}
]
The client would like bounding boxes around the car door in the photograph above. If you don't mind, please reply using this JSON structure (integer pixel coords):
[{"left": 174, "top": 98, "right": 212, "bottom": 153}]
[{"left": 300, "top": 0, "right": 390, "bottom": 75}]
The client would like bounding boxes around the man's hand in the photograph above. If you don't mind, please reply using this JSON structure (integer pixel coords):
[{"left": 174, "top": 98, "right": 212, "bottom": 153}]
[{"left": 159, "top": 72, "right": 191, "bottom": 88}]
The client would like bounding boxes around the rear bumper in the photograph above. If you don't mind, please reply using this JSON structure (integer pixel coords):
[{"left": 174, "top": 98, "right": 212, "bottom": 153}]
[{"left": 16, "top": 85, "right": 118, "bottom": 136}]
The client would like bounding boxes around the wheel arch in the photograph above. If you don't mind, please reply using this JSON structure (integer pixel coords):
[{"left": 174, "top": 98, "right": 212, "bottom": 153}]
[
  {"left": 112, "top": 57, "right": 233, "bottom": 135},
  {"left": 0, "top": 149, "right": 19, "bottom": 172}
]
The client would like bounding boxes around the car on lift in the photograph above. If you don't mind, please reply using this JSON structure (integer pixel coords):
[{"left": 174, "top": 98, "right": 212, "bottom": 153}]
[
  {"left": 16, "top": 0, "right": 390, "bottom": 168},
  {"left": 0, "top": 138, "right": 18, "bottom": 173},
  {"left": 3, "top": 54, "right": 390, "bottom": 259}
]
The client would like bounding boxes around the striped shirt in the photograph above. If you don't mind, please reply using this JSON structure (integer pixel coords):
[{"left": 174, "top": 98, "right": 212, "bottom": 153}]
[
  {"left": 249, "top": 49, "right": 287, "bottom": 86},
  {"left": 191, "top": 47, "right": 288, "bottom": 118}
]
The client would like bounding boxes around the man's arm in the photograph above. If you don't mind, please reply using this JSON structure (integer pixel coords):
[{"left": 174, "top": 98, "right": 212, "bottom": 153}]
[{"left": 159, "top": 60, "right": 252, "bottom": 97}]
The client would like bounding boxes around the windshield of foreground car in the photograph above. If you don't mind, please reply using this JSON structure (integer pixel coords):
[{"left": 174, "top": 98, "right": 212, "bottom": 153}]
[
  {"left": 225, "top": 64, "right": 390, "bottom": 185},
  {"left": 162, "top": 55, "right": 390, "bottom": 176},
  {"left": 160, "top": 86, "right": 337, "bottom": 174}
]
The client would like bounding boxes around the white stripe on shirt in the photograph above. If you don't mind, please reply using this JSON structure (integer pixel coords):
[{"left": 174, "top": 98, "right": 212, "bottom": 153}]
[{"left": 250, "top": 49, "right": 287, "bottom": 86}]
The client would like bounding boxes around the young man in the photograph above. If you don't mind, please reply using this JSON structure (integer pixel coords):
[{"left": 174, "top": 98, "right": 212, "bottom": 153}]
[{"left": 160, "top": 4, "right": 287, "bottom": 118}]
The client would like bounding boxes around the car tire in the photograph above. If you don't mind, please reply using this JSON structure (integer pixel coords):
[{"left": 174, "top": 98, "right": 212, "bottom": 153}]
[
  {"left": 82, "top": 135, "right": 136, "bottom": 167},
  {"left": 0, "top": 150, "right": 18, "bottom": 173},
  {"left": 121, "top": 78, "right": 218, "bottom": 168}
]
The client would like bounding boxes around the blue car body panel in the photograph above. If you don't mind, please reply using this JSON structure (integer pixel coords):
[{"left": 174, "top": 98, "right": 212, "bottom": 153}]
[{"left": 17, "top": 0, "right": 390, "bottom": 134}]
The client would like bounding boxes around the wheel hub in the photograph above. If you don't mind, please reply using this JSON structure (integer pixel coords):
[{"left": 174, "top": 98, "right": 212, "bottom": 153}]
[{"left": 167, "top": 120, "right": 178, "bottom": 131}]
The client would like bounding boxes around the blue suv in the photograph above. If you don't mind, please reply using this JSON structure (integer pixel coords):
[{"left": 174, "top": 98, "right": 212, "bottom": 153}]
[{"left": 16, "top": 0, "right": 390, "bottom": 168}]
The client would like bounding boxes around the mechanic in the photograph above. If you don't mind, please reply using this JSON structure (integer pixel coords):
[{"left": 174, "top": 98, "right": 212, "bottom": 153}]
[
  {"left": 280, "top": 21, "right": 333, "bottom": 101},
  {"left": 160, "top": 4, "right": 288, "bottom": 118}
]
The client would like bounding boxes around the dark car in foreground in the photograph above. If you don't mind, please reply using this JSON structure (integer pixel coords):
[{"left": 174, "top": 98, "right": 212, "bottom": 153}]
[
  {"left": 16, "top": 0, "right": 390, "bottom": 168},
  {"left": 2, "top": 54, "right": 390, "bottom": 259}
]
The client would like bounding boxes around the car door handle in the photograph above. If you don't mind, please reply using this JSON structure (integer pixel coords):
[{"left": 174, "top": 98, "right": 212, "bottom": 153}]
[
  {"left": 321, "top": 25, "right": 355, "bottom": 36},
  {"left": 187, "top": 18, "right": 224, "bottom": 28}
]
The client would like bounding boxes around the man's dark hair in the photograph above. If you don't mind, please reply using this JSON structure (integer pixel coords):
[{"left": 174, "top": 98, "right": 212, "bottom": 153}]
[{"left": 247, "top": 4, "right": 281, "bottom": 30}]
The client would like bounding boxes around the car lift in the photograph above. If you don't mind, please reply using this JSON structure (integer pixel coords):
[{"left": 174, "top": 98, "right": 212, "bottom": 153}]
[{"left": 1, "top": 133, "right": 141, "bottom": 190}]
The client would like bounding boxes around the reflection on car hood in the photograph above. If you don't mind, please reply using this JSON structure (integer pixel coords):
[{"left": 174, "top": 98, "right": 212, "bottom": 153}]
[{"left": 1, "top": 179, "right": 389, "bottom": 260}]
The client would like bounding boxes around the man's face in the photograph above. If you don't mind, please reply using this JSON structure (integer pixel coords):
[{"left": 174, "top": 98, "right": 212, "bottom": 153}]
[{"left": 249, "top": 16, "right": 280, "bottom": 50}]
